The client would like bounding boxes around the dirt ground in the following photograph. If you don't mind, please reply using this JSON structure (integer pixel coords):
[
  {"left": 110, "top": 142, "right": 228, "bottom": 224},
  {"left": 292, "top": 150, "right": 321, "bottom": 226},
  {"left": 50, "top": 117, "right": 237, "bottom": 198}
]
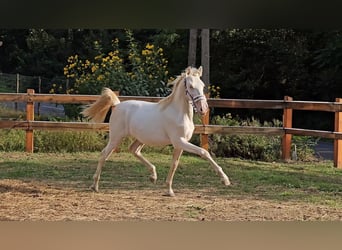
[{"left": 0, "top": 179, "right": 342, "bottom": 221}]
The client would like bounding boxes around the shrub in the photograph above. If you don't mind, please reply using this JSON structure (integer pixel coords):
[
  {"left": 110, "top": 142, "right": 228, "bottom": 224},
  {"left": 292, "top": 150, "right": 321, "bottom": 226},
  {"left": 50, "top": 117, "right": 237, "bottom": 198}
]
[
  {"left": 50, "top": 30, "right": 171, "bottom": 119},
  {"left": 0, "top": 129, "right": 26, "bottom": 151},
  {"left": 193, "top": 114, "right": 317, "bottom": 162},
  {"left": 207, "top": 114, "right": 282, "bottom": 161},
  {"left": 33, "top": 131, "right": 108, "bottom": 152}
]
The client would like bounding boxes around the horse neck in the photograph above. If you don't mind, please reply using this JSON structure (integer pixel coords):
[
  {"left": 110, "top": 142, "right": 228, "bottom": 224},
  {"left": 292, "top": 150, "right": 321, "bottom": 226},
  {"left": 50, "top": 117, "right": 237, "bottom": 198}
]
[{"left": 170, "top": 82, "right": 194, "bottom": 120}]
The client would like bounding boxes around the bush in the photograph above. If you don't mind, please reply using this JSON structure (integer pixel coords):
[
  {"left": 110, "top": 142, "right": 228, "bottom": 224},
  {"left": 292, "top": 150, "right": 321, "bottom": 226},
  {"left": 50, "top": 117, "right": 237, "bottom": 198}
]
[
  {"left": 51, "top": 29, "right": 171, "bottom": 119},
  {"left": 207, "top": 114, "right": 282, "bottom": 161},
  {"left": 33, "top": 131, "right": 108, "bottom": 152},
  {"left": 0, "top": 129, "right": 26, "bottom": 151}
]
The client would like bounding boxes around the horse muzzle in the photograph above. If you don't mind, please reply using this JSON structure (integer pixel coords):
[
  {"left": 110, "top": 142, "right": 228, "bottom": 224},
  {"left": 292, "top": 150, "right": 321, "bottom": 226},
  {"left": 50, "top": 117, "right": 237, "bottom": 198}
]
[{"left": 193, "top": 96, "right": 209, "bottom": 116}]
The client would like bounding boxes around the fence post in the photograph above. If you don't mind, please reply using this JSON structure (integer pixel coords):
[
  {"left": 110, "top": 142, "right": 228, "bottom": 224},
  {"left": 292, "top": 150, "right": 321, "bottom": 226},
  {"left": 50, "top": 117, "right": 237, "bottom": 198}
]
[
  {"left": 15, "top": 73, "right": 19, "bottom": 112},
  {"left": 26, "top": 89, "right": 35, "bottom": 153},
  {"left": 282, "top": 96, "right": 293, "bottom": 161},
  {"left": 334, "top": 98, "right": 342, "bottom": 168},
  {"left": 200, "top": 93, "right": 210, "bottom": 151},
  {"left": 38, "top": 76, "right": 41, "bottom": 116}
]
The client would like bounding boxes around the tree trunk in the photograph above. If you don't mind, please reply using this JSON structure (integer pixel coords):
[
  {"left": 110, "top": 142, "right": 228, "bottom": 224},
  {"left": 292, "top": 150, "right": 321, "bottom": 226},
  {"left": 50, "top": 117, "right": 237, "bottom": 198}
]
[
  {"left": 188, "top": 29, "right": 197, "bottom": 67},
  {"left": 201, "top": 29, "right": 210, "bottom": 89}
]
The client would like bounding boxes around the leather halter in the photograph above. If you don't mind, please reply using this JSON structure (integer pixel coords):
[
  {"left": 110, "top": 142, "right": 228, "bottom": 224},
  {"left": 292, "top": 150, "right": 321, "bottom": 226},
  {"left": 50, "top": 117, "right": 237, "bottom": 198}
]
[{"left": 184, "top": 77, "right": 206, "bottom": 113}]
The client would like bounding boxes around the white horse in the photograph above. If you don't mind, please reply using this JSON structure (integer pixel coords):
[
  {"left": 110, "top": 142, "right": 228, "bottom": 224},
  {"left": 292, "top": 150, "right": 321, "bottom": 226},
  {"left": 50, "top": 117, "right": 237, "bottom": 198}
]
[{"left": 82, "top": 66, "right": 230, "bottom": 196}]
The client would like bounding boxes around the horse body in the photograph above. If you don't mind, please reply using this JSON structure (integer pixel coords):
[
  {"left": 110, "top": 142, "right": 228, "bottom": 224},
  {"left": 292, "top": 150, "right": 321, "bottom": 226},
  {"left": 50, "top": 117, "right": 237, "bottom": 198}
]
[
  {"left": 83, "top": 66, "right": 230, "bottom": 196},
  {"left": 112, "top": 101, "right": 170, "bottom": 146}
]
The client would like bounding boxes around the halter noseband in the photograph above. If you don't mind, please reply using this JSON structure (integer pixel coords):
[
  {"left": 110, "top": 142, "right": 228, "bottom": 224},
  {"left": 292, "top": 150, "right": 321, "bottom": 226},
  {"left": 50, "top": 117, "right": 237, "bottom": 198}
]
[{"left": 184, "top": 77, "right": 206, "bottom": 113}]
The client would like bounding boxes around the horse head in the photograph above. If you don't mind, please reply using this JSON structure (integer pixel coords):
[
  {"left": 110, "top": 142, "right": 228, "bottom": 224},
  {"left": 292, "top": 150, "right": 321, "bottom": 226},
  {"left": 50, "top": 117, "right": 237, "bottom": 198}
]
[{"left": 183, "top": 66, "right": 209, "bottom": 116}]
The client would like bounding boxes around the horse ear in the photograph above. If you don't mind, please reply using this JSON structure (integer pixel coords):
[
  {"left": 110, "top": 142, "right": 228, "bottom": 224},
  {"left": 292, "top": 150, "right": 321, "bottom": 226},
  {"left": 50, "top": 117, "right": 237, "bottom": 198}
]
[
  {"left": 197, "top": 66, "right": 203, "bottom": 76},
  {"left": 185, "top": 66, "right": 191, "bottom": 76}
]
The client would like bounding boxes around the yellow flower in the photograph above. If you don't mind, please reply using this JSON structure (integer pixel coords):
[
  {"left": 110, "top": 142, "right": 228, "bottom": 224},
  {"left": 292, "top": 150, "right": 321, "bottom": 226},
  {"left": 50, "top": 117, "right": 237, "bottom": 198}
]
[
  {"left": 142, "top": 49, "right": 151, "bottom": 56},
  {"left": 67, "top": 56, "right": 74, "bottom": 63},
  {"left": 97, "top": 75, "right": 105, "bottom": 81},
  {"left": 146, "top": 43, "right": 154, "bottom": 49},
  {"left": 91, "top": 65, "right": 98, "bottom": 73}
]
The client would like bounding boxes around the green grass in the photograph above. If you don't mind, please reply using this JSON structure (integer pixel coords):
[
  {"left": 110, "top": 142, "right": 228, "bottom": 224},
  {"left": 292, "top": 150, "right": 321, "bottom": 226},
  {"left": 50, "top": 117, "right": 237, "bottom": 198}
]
[{"left": 1, "top": 151, "right": 342, "bottom": 208}]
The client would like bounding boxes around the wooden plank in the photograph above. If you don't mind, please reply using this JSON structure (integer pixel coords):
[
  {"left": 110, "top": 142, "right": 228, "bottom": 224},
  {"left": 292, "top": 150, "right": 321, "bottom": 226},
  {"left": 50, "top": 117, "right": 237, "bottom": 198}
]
[
  {"left": 284, "top": 128, "right": 340, "bottom": 139},
  {"left": 4, "top": 120, "right": 342, "bottom": 139},
  {"left": 0, "top": 93, "right": 163, "bottom": 104},
  {"left": 0, "top": 121, "right": 109, "bottom": 131},
  {"left": 194, "top": 125, "right": 284, "bottom": 136},
  {"left": 2, "top": 92, "right": 342, "bottom": 112},
  {"left": 0, "top": 120, "right": 29, "bottom": 129},
  {"left": 207, "top": 99, "right": 285, "bottom": 109},
  {"left": 28, "top": 121, "right": 110, "bottom": 131},
  {"left": 285, "top": 101, "right": 342, "bottom": 112},
  {"left": 119, "top": 96, "right": 162, "bottom": 102}
]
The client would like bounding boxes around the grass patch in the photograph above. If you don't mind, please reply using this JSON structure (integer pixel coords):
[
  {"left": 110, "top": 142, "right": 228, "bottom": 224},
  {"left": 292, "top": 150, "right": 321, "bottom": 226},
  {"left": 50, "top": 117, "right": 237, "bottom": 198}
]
[{"left": 1, "top": 151, "right": 342, "bottom": 208}]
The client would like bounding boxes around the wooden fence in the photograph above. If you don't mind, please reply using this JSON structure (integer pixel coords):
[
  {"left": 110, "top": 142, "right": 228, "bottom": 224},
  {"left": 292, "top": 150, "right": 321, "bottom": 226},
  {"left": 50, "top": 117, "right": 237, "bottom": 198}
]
[{"left": 2, "top": 89, "right": 342, "bottom": 168}]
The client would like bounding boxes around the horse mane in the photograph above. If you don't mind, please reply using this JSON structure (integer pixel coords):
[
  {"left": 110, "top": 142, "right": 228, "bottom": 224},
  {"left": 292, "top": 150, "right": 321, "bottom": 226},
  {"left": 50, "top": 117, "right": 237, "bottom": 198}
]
[
  {"left": 158, "top": 67, "right": 201, "bottom": 110},
  {"left": 158, "top": 73, "right": 185, "bottom": 110}
]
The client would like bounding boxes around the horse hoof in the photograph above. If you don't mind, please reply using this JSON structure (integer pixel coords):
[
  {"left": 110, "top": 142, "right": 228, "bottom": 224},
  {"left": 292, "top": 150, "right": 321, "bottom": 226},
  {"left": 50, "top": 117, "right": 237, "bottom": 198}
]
[
  {"left": 222, "top": 177, "right": 231, "bottom": 186},
  {"left": 89, "top": 185, "right": 99, "bottom": 192},
  {"left": 162, "top": 192, "right": 175, "bottom": 197},
  {"left": 149, "top": 176, "right": 157, "bottom": 184}
]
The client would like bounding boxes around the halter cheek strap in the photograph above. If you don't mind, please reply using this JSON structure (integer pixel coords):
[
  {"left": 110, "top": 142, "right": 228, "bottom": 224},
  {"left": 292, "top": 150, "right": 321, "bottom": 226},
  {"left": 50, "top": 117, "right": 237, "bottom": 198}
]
[{"left": 184, "top": 78, "right": 206, "bottom": 112}]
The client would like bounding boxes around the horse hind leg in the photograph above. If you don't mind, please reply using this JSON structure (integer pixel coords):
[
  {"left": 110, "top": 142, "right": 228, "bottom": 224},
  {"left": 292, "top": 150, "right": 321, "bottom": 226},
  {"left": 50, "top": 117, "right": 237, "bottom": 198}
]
[
  {"left": 90, "top": 137, "right": 122, "bottom": 192},
  {"left": 129, "top": 139, "right": 157, "bottom": 184}
]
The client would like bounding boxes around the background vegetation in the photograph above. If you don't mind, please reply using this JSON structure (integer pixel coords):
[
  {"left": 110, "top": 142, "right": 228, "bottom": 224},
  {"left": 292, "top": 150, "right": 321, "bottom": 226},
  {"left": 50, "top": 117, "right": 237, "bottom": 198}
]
[
  {"left": 0, "top": 105, "right": 317, "bottom": 161},
  {"left": 1, "top": 28, "right": 340, "bottom": 160},
  {"left": 1, "top": 29, "right": 342, "bottom": 130}
]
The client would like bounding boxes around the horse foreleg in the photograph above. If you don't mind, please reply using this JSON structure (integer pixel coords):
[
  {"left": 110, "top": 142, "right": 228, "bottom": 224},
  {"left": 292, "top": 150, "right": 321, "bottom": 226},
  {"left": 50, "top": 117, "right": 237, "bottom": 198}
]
[
  {"left": 129, "top": 139, "right": 157, "bottom": 183},
  {"left": 165, "top": 148, "right": 183, "bottom": 197},
  {"left": 172, "top": 138, "right": 231, "bottom": 186},
  {"left": 90, "top": 139, "right": 120, "bottom": 192}
]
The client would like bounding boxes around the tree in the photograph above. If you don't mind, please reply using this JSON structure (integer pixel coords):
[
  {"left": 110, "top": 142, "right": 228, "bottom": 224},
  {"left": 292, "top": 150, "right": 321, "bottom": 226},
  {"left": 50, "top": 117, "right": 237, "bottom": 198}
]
[
  {"left": 188, "top": 29, "right": 197, "bottom": 67},
  {"left": 201, "top": 29, "right": 210, "bottom": 90}
]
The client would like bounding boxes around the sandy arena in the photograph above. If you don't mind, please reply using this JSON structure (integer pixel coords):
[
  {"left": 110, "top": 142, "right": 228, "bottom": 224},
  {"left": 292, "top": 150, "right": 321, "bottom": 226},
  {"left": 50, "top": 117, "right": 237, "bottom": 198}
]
[{"left": 1, "top": 179, "right": 341, "bottom": 221}]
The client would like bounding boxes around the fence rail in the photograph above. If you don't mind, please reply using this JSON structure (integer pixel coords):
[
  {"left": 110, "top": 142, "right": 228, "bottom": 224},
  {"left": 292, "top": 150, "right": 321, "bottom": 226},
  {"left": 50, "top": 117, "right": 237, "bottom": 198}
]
[{"left": 1, "top": 89, "right": 342, "bottom": 168}]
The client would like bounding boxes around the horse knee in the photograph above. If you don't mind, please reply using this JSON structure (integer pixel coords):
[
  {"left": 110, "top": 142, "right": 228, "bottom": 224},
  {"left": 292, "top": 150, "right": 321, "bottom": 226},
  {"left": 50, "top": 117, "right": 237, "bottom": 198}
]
[
  {"left": 130, "top": 148, "right": 141, "bottom": 157},
  {"left": 199, "top": 149, "right": 210, "bottom": 159},
  {"left": 129, "top": 144, "right": 139, "bottom": 156}
]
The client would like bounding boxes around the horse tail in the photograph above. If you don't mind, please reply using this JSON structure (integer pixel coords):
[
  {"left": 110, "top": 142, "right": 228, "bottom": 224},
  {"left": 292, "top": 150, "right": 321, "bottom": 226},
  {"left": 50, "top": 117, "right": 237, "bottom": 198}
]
[{"left": 82, "top": 88, "right": 120, "bottom": 123}]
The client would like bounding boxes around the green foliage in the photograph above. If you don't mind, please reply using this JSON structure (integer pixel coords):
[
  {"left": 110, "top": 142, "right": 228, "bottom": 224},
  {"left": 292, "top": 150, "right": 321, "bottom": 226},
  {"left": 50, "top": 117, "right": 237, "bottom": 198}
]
[
  {"left": 208, "top": 114, "right": 282, "bottom": 161},
  {"left": 0, "top": 129, "right": 25, "bottom": 151},
  {"left": 0, "top": 129, "right": 174, "bottom": 154},
  {"left": 54, "top": 30, "right": 170, "bottom": 97},
  {"left": 3, "top": 29, "right": 342, "bottom": 131},
  {"left": 34, "top": 131, "right": 108, "bottom": 152},
  {"left": 200, "top": 114, "right": 317, "bottom": 161},
  {"left": 292, "top": 136, "right": 318, "bottom": 161}
]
